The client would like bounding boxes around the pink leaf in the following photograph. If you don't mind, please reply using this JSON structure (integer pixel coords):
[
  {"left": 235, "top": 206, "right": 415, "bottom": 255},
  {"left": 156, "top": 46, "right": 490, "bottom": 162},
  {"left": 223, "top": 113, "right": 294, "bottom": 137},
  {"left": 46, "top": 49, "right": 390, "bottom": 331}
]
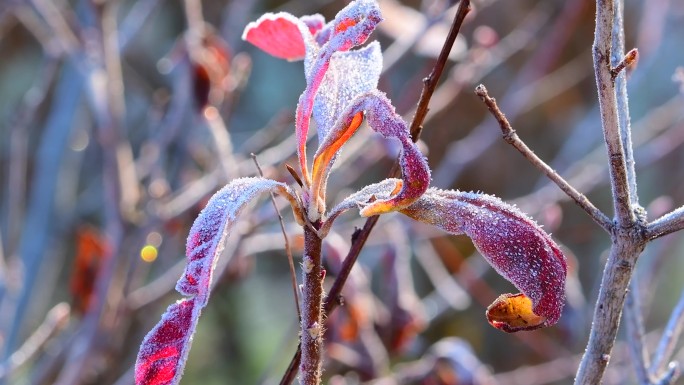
[
  {"left": 400, "top": 188, "right": 567, "bottom": 332},
  {"left": 242, "top": 12, "right": 313, "bottom": 61},
  {"left": 135, "top": 298, "right": 200, "bottom": 385}
]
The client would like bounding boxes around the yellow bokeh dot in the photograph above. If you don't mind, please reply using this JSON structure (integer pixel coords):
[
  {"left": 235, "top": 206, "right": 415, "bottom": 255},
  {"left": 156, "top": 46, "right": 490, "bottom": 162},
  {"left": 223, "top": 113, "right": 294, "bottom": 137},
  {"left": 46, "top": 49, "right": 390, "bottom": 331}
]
[{"left": 140, "top": 245, "right": 158, "bottom": 263}]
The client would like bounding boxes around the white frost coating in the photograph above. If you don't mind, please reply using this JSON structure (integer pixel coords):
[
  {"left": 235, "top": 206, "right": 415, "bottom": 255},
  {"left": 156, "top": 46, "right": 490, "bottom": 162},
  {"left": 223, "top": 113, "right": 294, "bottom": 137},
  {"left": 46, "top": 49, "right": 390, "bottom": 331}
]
[
  {"left": 177, "top": 177, "right": 298, "bottom": 305},
  {"left": 312, "top": 42, "right": 382, "bottom": 141},
  {"left": 307, "top": 322, "right": 322, "bottom": 340},
  {"left": 302, "top": 255, "right": 315, "bottom": 274}
]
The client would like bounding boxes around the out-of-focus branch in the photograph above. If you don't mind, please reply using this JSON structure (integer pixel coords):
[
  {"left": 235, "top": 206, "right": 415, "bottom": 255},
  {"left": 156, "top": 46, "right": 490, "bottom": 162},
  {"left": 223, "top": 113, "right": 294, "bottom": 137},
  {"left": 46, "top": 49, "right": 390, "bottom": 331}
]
[
  {"left": 650, "top": 287, "right": 684, "bottom": 380},
  {"left": 0, "top": 303, "right": 70, "bottom": 380},
  {"left": 624, "top": 282, "right": 651, "bottom": 384},
  {"left": 474, "top": 84, "right": 612, "bottom": 232},
  {"left": 646, "top": 206, "right": 684, "bottom": 240}
]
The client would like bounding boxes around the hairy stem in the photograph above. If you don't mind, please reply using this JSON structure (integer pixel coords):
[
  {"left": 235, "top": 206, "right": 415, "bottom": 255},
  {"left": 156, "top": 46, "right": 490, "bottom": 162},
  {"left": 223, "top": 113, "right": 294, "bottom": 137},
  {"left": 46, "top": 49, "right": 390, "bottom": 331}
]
[{"left": 299, "top": 224, "right": 324, "bottom": 385}]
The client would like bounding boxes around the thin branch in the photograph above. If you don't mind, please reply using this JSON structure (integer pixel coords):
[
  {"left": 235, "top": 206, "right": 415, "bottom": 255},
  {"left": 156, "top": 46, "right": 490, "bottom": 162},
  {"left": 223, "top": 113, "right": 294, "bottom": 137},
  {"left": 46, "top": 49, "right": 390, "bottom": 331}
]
[
  {"left": 624, "top": 281, "right": 652, "bottom": 384},
  {"left": 592, "top": 0, "right": 634, "bottom": 227},
  {"left": 408, "top": 0, "right": 471, "bottom": 139},
  {"left": 474, "top": 84, "right": 612, "bottom": 232},
  {"left": 279, "top": 2, "right": 472, "bottom": 384},
  {"left": 251, "top": 154, "right": 301, "bottom": 321},
  {"left": 0, "top": 303, "right": 70, "bottom": 380},
  {"left": 646, "top": 205, "right": 684, "bottom": 240},
  {"left": 650, "top": 287, "right": 684, "bottom": 378}
]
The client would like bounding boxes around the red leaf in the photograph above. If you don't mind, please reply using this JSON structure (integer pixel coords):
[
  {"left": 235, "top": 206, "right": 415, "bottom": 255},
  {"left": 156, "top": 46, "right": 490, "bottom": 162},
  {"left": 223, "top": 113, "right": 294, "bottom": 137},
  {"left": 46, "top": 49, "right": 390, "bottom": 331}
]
[
  {"left": 135, "top": 298, "right": 199, "bottom": 385},
  {"left": 69, "top": 226, "right": 109, "bottom": 314},
  {"left": 401, "top": 188, "right": 567, "bottom": 331}
]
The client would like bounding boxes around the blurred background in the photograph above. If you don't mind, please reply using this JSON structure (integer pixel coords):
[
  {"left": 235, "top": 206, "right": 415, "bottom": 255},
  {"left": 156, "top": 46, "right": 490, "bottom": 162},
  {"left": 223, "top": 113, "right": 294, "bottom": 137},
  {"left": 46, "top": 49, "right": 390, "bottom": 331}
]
[{"left": 0, "top": 0, "right": 683, "bottom": 384}]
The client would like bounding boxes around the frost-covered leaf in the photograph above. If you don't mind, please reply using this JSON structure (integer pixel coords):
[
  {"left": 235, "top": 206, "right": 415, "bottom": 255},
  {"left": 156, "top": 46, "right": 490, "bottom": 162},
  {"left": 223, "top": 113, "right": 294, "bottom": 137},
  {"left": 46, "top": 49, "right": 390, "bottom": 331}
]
[
  {"left": 136, "top": 177, "right": 300, "bottom": 385},
  {"left": 295, "top": 0, "right": 382, "bottom": 184},
  {"left": 312, "top": 42, "right": 382, "bottom": 140},
  {"left": 135, "top": 299, "right": 200, "bottom": 385},
  {"left": 311, "top": 91, "right": 429, "bottom": 217},
  {"left": 400, "top": 188, "right": 567, "bottom": 332},
  {"left": 321, "top": 179, "right": 400, "bottom": 235},
  {"left": 242, "top": 12, "right": 315, "bottom": 61},
  {"left": 178, "top": 177, "right": 299, "bottom": 305}
]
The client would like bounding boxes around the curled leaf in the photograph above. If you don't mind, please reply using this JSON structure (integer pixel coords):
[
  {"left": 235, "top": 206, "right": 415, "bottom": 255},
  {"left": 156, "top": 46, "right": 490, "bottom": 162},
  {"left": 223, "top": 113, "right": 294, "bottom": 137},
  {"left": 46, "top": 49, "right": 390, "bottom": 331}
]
[
  {"left": 311, "top": 91, "right": 429, "bottom": 217},
  {"left": 136, "top": 299, "right": 200, "bottom": 385},
  {"left": 312, "top": 42, "right": 382, "bottom": 141},
  {"left": 178, "top": 177, "right": 300, "bottom": 304},
  {"left": 137, "top": 178, "right": 300, "bottom": 385},
  {"left": 321, "top": 179, "right": 400, "bottom": 235},
  {"left": 400, "top": 188, "right": 566, "bottom": 331}
]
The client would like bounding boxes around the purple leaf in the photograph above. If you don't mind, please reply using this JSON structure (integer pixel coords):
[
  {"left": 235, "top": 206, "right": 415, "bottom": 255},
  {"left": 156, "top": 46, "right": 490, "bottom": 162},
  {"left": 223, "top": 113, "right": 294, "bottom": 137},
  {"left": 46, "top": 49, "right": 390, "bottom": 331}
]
[
  {"left": 312, "top": 42, "right": 382, "bottom": 141},
  {"left": 400, "top": 188, "right": 567, "bottom": 332},
  {"left": 321, "top": 179, "right": 400, "bottom": 235}
]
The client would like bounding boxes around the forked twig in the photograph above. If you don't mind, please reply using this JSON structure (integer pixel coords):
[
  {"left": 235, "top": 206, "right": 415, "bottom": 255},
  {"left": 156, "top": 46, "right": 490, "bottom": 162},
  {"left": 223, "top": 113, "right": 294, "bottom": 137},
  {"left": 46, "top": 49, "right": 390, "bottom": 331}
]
[{"left": 474, "top": 84, "right": 612, "bottom": 232}]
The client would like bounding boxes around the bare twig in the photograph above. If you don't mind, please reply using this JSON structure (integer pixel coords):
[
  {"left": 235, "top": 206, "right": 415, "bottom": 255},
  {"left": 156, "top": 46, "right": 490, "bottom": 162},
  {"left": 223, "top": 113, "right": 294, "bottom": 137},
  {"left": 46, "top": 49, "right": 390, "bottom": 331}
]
[
  {"left": 252, "top": 154, "right": 301, "bottom": 321},
  {"left": 624, "top": 282, "right": 652, "bottom": 384},
  {"left": 408, "top": 0, "right": 471, "bottom": 139},
  {"left": 650, "top": 287, "right": 684, "bottom": 379},
  {"left": 0, "top": 303, "right": 70, "bottom": 380},
  {"left": 646, "top": 206, "right": 684, "bottom": 240},
  {"left": 592, "top": 0, "right": 634, "bottom": 227},
  {"left": 474, "top": 84, "right": 612, "bottom": 232},
  {"left": 575, "top": 1, "right": 648, "bottom": 383}
]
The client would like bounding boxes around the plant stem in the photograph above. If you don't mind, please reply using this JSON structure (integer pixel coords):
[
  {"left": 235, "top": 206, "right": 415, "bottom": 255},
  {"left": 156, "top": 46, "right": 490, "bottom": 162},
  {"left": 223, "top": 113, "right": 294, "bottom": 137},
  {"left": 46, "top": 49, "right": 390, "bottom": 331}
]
[
  {"left": 574, "top": 0, "right": 647, "bottom": 383},
  {"left": 592, "top": 0, "right": 634, "bottom": 227},
  {"left": 299, "top": 223, "right": 324, "bottom": 385}
]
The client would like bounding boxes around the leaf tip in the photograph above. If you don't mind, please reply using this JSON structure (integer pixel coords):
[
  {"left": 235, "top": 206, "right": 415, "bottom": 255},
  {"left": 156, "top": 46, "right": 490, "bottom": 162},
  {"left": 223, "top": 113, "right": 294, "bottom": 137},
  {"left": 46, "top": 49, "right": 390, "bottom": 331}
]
[{"left": 486, "top": 293, "right": 548, "bottom": 333}]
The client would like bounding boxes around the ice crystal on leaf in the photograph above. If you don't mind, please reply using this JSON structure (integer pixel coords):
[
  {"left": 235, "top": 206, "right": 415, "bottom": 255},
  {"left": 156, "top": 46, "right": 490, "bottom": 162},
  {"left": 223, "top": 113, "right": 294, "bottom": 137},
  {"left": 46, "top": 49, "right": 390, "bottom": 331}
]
[{"left": 137, "top": 0, "right": 568, "bottom": 383}]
